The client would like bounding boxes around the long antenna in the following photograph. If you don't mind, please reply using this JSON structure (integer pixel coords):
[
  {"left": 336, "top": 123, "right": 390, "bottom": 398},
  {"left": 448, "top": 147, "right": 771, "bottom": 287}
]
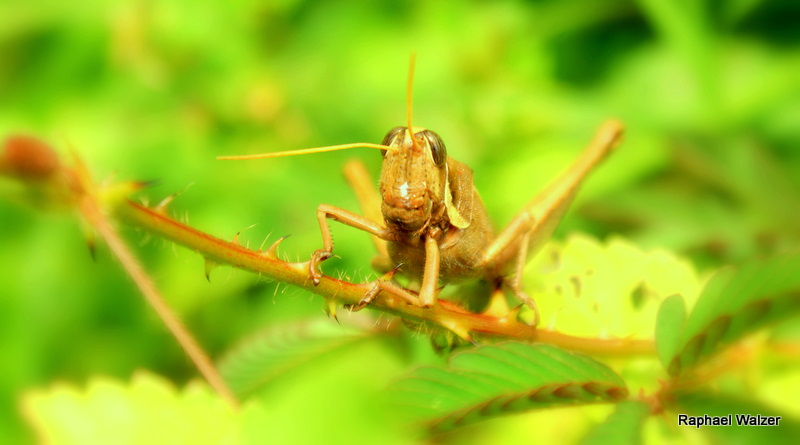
[
  {"left": 407, "top": 52, "right": 417, "bottom": 149},
  {"left": 218, "top": 57, "right": 418, "bottom": 161},
  {"left": 217, "top": 143, "right": 392, "bottom": 160}
]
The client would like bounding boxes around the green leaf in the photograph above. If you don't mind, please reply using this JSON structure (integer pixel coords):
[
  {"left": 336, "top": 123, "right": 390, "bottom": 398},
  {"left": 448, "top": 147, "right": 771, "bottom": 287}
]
[
  {"left": 655, "top": 294, "right": 687, "bottom": 371},
  {"left": 667, "top": 252, "right": 800, "bottom": 376},
  {"left": 218, "top": 318, "right": 375, "bottom": 397},
  {"left": 392, "top": 343, "right": 628, "bottom": 433},
  {"left": 237, "top": 336, "right": 412, "bottom": 445},
  {"left": 21, "top": 371, "right": 238, "bottom": 445},
  {"left": 579, "top": 401, "right": 650, "bottom": 445},
  {"left": 524, "top": 233, "right": 701, "bottom": 339}
]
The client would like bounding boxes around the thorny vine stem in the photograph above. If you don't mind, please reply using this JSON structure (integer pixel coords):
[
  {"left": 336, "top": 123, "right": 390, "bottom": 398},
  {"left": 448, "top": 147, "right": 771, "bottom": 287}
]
[
  {"left": 1, "top": 136, "right": 241, "bottom": 409},
  {"left": 115, "top": 200, "right": 655, "bottom": 357}
]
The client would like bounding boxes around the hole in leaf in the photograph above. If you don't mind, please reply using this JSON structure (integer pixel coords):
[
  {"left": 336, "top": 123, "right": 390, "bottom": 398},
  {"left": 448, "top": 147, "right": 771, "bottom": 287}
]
[
  {"left": 631, "top": 282, "right": 650, "bottom": 310},
  {"left": 569, "top": 275, "right": 582, "bottom": 298}
]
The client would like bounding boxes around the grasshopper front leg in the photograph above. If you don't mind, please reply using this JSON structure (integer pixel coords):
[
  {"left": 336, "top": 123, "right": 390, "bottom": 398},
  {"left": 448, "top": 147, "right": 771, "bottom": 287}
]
[
  {"left": 309, "top": 204, "right": 393, "bottom": 284},
  {"left": 310, "top": 204, "right": 443, "bottom": 308},
  {"left": 418, "top": 233, "right": 441, "bottom": 307}
]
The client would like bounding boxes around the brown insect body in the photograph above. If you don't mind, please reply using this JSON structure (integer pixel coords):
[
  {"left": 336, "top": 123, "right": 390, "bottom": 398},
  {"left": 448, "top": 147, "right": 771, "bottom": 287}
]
[
  {"left": 219, "top": 57, "right": 624, "bottom": 322},
  {"left": 362, "top": 118, "right": 623, "bottom": 318},
  {"left": 378, "top": 126, "right": 494, "bottom": 283}
]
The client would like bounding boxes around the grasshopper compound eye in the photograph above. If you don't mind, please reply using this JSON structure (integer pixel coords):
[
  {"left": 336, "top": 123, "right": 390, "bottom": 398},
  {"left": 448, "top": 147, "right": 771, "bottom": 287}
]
[
  {"left": 421, "top": 129, "right": 447, "bottom": 166},
  {"left": 380, "top": 127, "right": 406, "bottom": 157}
]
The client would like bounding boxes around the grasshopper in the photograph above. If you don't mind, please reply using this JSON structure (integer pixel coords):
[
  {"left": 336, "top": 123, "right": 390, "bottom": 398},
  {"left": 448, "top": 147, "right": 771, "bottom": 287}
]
[{"left": 220, "top": 57, "right": 623, "bottom": 325}]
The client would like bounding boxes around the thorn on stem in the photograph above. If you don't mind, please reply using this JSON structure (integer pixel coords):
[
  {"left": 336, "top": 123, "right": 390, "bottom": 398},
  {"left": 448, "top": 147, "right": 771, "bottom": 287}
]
[
  {"left": 87, "top": 237, "right": 97, "bottom": 261},
  {"left": 154, "top": 183, "right": 193, "bottom": 214},
  {"left": 154, "top": 193, "right": 177, "bottom": 213},
  {"left": 204, "top": 257, "right": 218, "bottom": 282},
  {"left": 325, "top": 299, "right": 339, "bottom": 323},
  {"left": 440, "top": 319, "right": 473, "bottom": 343},
  {"left": 264, "top": 234, "right": 291, "bottom": 259},
  {"left": 135, "top": 180, "right": 159, "bottom": 189},
  {"left": 388, "top": 262, "right": 404, "bottom": 278},
  {"left": 232, "top": 224, "right": 257, "bottom": 246}
]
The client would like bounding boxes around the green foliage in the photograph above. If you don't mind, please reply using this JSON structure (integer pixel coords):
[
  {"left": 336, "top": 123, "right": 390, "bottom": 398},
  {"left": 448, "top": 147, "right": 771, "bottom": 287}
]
[
  {"left": 579, "top": 401, "right": 650, "bottom": 445},
  {"left": 658, "top": 252, "right": 800, "bottom": 376},
  {"left": 218, "top": 318, "right": 378, "bottom": 398},
  {"left": 393, "top": 343, "right": 627, "bottom": 432},
  {"left": 525, "top": 234, "right": 701, "bottom": 338},
  {"left": 2, "top": 0, "right": 800, "bottom": 444},
  {"left": 22, "top": 371, "right": 238, "bottom": 444},
  {"left": 654, "top": 294, "right": 687, "bottom": 370}
]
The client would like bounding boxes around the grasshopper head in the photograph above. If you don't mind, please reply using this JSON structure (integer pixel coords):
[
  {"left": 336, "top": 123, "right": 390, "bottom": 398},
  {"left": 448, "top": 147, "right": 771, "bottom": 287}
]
[{"left": 378, "top": 126, "right": 448, "bottom": 233}]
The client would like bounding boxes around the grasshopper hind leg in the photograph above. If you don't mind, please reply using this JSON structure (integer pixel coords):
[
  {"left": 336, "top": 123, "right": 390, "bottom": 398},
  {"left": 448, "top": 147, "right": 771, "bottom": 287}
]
[
  {"left": 501, "top": 282, "right": 540, "bottom": 327},
  {"left": 476, "top": 121, "right": 623, "bottom": 324},
  {"left": 480, "top": 279, "right": 540, "bottom": 327},
  {"left": 481, "top": 231, "right": 540, "bottom": 326},
  {"left": 506, "top": 230, "right": 540, "bottom": 326},
  {"left": 477, "top": 121, "right": 624, "bottom": 326}
]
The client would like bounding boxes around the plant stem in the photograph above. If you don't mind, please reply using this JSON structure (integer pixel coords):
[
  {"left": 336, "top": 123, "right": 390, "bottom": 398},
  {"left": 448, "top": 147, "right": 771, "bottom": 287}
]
[
  {"left": 115, "top": 200, "right": 655, "bottom": 357},
  {"left": 82, "top": 196, "right": 240, "bottom": 409}
]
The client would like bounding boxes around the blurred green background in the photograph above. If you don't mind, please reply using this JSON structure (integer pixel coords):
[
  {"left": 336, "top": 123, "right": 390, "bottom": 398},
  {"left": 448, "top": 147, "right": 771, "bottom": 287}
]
[{"left": 1, "top": 0, "right": 799, "bottom": 443}]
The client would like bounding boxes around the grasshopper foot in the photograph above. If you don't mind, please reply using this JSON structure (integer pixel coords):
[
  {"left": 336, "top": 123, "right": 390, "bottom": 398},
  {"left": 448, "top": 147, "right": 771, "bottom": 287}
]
[
  {"left": 353, "top": 280, "right": 428, "bottom": 309},
  {"left": 510, "top": 286, "right": 540, "bottom": 327},
  {"left": 345, "top": 264, "right": 421, "bottom": 311},
  {"left": 344, "top": 284, "right": 381, "bottom": 312},
  {"left": 309, "top": 249, "right": 332, "bottom": 285}
]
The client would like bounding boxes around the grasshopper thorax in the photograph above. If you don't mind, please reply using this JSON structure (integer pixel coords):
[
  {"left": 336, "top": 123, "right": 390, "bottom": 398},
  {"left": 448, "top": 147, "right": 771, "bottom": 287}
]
[{"left": 378, "top": 126, "right": 448, "bottom": 233}]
